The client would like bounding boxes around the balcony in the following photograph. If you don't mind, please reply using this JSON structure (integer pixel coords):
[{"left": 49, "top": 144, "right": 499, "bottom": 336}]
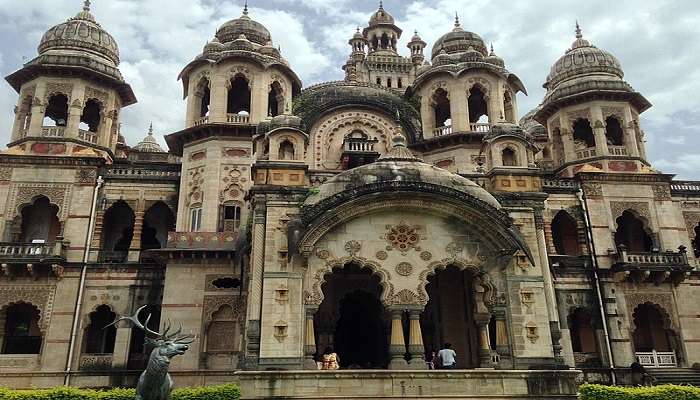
[
  {"left": 608, "top": 145, "right": 628, "bottom": 156},
  {"left": 79, "top": 353, "right": 113, "bottom": 370},
  {"left": 105, "top": 165, "right": 180, "bottom": 181},
  {"left": 542, "top": 178, "right": 580, "bottom": 193},
  {"left": 78, "top": 129, "right": 98, "bottom": 144},
  {"left": 227, "top": 113, "right": 250, "bottom": 124},
  {"left": 636, "top": 350, "right": 677, "bottom": 368},
  {"left": 343, "top": 138, "right": 378, "bottom": 153},
  {"left": 469, "top": 123, "right": 491, "bottom": 133},
  {"left": 41, "top": 126, "right": 65, "bottom": 138},
  {"left": 433, "top": 125, "right": 453, "bottom": 137},
  {"left": 575, "top": 147, "right": 597, "bottom": 160},
  {"left": 549, "top": 254, "right": 589, "bottom": 268},
  {"left": 341, "top": 138, "right": 380, "bottom": 169},
  {"left": 97, "top": 250, "right": 128, "bottom": 263},
  {"left": 194, "top": 116, "right": 209, "bottom": 126},
  {"left": 612, "top": 245, "right": 691, "bottom": 285},
  {"left": 0, "top": 241, "right": 67, "bottom": 261},
  {"left": 671, "top": 180, "right": 700, "bottom": 195},
  {"left": 166, "top": 231, "right": 240, "bottom": 250}
]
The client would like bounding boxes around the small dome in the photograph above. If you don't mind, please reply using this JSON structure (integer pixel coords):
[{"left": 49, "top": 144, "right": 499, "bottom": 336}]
[
  {"left": 305, "top": 132, "right": 501, "bottom": 209},
  {"left": 270, "top": 113, "right": 302, "bottom": 129},
  {"left": 215, "top": 6, "right": 271, "bottom": 45},
  {"left": 520, "top": 108, "right": 547, "bottom": 138},
  {"left": 133, "top": 123, "right": 165, "bottom": 153},
  {"left": 38, "top": 1, "right": 120, "bottom": 66},
  {"left": 410, "top": 31, "right": 422, "bottom": 42},
  {"left": 484, "top": 44, "right": 505, "bottom": 67},
  {"left": 203, "top": 38, "right": 225, "bottom": 54},
  {"left": 352, "top": 28, "right": 364, "bottom": 40},
  {"left": 368, "top": 2, "right": 395, "bottom": 26},
  {"left": 431, "top": 15, "right": 488, "bottom": 60},
  {"left": 545, "top": 24, "right": 623, "bottom": 90}
]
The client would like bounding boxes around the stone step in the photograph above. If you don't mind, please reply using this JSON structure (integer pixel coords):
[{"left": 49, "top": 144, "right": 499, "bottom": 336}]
[{"left": 648, "top": 368, "right": 700, "bottom": 386}]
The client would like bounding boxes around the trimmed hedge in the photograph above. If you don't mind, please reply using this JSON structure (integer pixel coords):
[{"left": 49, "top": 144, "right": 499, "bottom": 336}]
[
  {"left": 580, "top": 384, "right": 700, "bottom": 400},
  {"left": 0, "top": 384, "right": 240, "bottom": 400}
]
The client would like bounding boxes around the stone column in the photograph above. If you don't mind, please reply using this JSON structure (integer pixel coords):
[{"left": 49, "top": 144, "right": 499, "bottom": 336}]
[
  {"left": 420, "top": 97, "right": 434, "bottom": 139},
  {"left": 129, "top": 211, "right": 144, "bottom": 262},
  {"left": 474, "top": 313, "right": 494, "bottom": 368},
  {"left": 303, "top": 308, "right": 317, "bottom": 370},
  {"left": 494, "top": 310, "right": 510, "bottom": 356},
  {"left": 591, "top": 106, "right": 609, "bottom": 156},
  {"left": 451, "top": 83, "right": 469, "bottom": 132},
  {"left": 66, "top": 101, "right": 83, "bottom": 140},
  {"left": 407, "top": 310, "right": 426, "bottom": 369},
  {"left": 534, "top": 208, "right": 564, "bottom": 364},
  {"left": 557, "top": 114, "right": 576, "bottom": 163},
  {"left": 111, "top": 326, "right": 132, "bottom": 369},
  {"left": 210, "top": 72, "right": 228, "bottom": 123},
  {"left": 27, "top": 83, "right": 47, "bottom": 136},
  {"left": 244, "top": 198, "right": 266, "bottom": 365},
  {"left": 388, "top": 309, "right": 408, "bottom": 369},
  {"left": 623, "top": 108, "right": 640, "bottom": 157}
]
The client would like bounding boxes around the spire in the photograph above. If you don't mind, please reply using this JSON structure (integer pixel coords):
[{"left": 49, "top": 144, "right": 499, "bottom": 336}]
[
  {"left": 571, "top": 20, "right": 590, "bottom": 49},
  {"left": 148, "top": 122, "right": 153, "bottom": 136},
  {"left": 243, "top": 0, "right": 249, "bottom": 16},
  {"left": 575, "top": 20, "right": 582, "bottom": 39},
  {"left": 490, "top": 43, "right": 495, "bottom": 55},
  {"left": 378, "top": 1, "right": 384, "bottom": 10},
  {"left": 83, "top": 0, "right": 90, "bottom": 12},
  {"left": 453, "top": 12, "right": 462, "bottom": 31}
]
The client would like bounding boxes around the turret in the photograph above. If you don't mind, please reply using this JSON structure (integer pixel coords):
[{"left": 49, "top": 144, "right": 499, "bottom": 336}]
[{"left": 407, "top": 31, "right": 426, "bottom": 65}]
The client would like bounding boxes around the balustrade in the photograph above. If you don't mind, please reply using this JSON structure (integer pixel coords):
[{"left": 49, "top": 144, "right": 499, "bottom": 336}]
[
  {"left": 575, "top": 147, "right": 597, "bottom": 160},
  {"left": 343, "top": 139, "right": 378, "bottom": 153},
  {"left": 194, "top": 116, "right": 209, "bottom": 126},
  {"left": 227, "top": 113, "right": 250, "bottom": 124},
  {"left": 542, "top": 178, "right": 580, "bottom": 191},
  {"left": 41, "top": 126, "right": 65, "bottom": 138},
  {"left": 616, "top": 245, "right": 689, "bottom": 267},
  {"left": 78, "top": 129, "right": 98, "bottom": 144},
  {"left": 635, "top": 350, "right": 676, "bottom": 367},
  {"left": 79, "top": 354, "right": 113, "bottom": 370},
  {"left": 469, "top": 123, "right": 491, "bottom": 133},
  {"left": 0, "top": 242, "right": 64, "bottom": 259},
  {"left": 608, "top": 145, "right": 628, "bottom": 156},
  {"left": 105, "top": 167, "right": 180, "bottom": 180},
  {"left": 433, "top": 125, "right": 452, "bottom": 137}
]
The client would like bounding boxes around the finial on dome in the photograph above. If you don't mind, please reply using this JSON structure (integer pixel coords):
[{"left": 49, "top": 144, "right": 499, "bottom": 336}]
[
  {"left": 148, "top": 122, "right": 153, "bottom": 136},
  {"left": 83, "top": 0, "right": 90, "bottom": 12},
  {"left": 243, "top": 0, "right": 249, "bottom": 16},
  {"left": 490, "top": 43, "right": 495, "bottom": 55},
  {"left": 379, "top": 1, "right": 384, "bottom": 10},
  {"left": 575, "top": 20, "right": 582, "bottom": 39},
  {"left": 454, "top": 12, "right": 460, "bottom": 27}
]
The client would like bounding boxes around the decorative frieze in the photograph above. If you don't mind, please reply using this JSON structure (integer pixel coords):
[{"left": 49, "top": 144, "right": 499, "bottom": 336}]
[{"left": 609, "top": 201, "right": 650, "bottom": 221}]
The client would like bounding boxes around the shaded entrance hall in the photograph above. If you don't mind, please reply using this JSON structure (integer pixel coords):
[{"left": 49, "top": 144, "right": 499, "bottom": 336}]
[
  {"left": 315, "top": 264, "right": 389, "bottom": 369},
  {"left": 421, "top": 266, "right": 480, "bottom": 368}
]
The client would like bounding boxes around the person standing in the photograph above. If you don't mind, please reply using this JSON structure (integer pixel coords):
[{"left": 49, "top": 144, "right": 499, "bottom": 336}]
[
  {"left": 437, "top": 343, "right": 456, "bottom": 369},
  {"left": 321, "top": 346, "right": 340, "bottom": 370}
]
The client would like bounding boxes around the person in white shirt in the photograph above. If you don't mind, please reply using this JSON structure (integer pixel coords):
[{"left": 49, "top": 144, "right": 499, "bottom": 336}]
[{"left": 437, "top": 343, "right": 456, "bottom": 369}]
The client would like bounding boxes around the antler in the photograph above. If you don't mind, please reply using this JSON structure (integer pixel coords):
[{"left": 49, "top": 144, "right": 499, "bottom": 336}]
[{"left": 105, "top": 305, "right": 162, "bottom": 338}]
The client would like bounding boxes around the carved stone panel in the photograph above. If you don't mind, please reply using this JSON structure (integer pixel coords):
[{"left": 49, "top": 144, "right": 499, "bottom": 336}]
[
  {"left": 610, "top": 201, "right": 650, "bottom": 221},
  {"left": 0, "top": 285, "right": 56, "bottom": 332},
  {"left": 625, "top": 292, "right": 676, "bottom": 329}
]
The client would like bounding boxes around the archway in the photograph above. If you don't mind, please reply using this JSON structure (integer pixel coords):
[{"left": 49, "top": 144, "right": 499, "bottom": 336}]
[
  {"left": 83, "top": 305, "right": 116, "bottom": 354},
  {"left": 227, "top": 75, "right": 251, "bottom": 115},
  {"left": 421, "top": 266, "right": 480, "bottom": 368},
  {"left": 141, "top": 201, "right": 175, "bottom": 250},
  {"left": 314, "top": 263, "right": 389, "bottom": 369},
  {"left": 268, "top": 81, "right": 284, "bottom": 117},
  {"left": 432, "top": 89, "right": 451, "bottom": 129},
  {"left": 468, "top": 86, "right": 488, "bottom": 124},
  {"left": 100, "top": 200, "right": 135, "bottom": 262},
  {"left": 605, "top": 116, "right": 624, "bottom": 146},
  {"left": 1, "top": 303, "right": 42, "bottom": 354},
  {"left": 614, "top": 210, "right": 652, "bottom": 252},
  {"left": 573, "top": 119, "right": 595, "bottom": 148},
  {"left": 552, "top": 211, "right": 580, "bottom": 256},
  {"left": 43, "top": 94, "right": 68, "bottom": 127},
  {"left": 19, "top": 196, "right": 60, "bottom": 243},
  {"left": 632, "top": 303, "right": 673, "bottom": 353}
]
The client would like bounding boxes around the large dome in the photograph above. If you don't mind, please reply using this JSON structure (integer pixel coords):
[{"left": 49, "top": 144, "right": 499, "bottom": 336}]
[
  {"left": 431, "top": 17, "right": 488, "bottom": 60},
  {"left": 304, "top": 133, "right": 501, "bottom": 209},
  {"left": 38, "top": 3, "right": 119, "bottom": 67},
  {"left": 544, "top": 26, "right": 623, "bottom": 91},
  {"left": 215, "top": 7, "right": 272, "bottom": 45},
  {"left": 368, "top": 2, "right": 395, "bottom": 26},
  {"left": 132, "top": 124, "right": 165, "bottom": 153}
]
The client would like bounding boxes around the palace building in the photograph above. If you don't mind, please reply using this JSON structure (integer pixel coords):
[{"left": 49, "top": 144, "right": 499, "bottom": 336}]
[{"left": 0, "top": 1, "right": 699, "bottom": 398}]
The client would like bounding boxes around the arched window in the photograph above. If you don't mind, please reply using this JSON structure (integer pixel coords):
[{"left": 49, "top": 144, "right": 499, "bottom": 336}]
[
  {"left": 83, "top": 305, "right": 116, "bottom": 354},
  {"left": 268, "top": 82, "right": 284, "bottom": 117},
  {"left": 569, "top": 309, "right": 597, "bottom": 353},
  {"left": 503, "top": 91, "right": 514, "bottom": 122},
  {"left": 605, "top": 116, "right": 624, "bottom": 146},
  {"left": 501, "top": 147, "right": 517, "bottom": 167},
  {"left": 468, "top": 86, "right": 488, "bottom": 124},
  {"left": 196, "top": 78, "right": 211, "bottom": 118},
  {"left": 551, "top": 211, "right": 580, "bottom": 256},
  {"left": 219, "top": 203, "right": 242, "bottom": 232},
  {"left": 43, "top": 94, "right": 68, "bottom": 127},
  {"left": 100, "top": 200, "right": 135, "bottom": 262},
  {"left": 227, "top": 75, "right": 251, "bottom": 115},
  {"left": 80, "top": 99, "right": 102, "bottom": 133},
  {"left": 141, "top": 202, "right": 175, "bottom": 251},
  {"left": 380, "top": 33, "right": 390, "bottom": 49},
  {"left": 573, "top": 119, "right": 595, "bottom": 148},
  {"left": 632, "top": 303, "right": 672, "bottom": 353},
  {"left": 190, "top": 205, "right": 203, "bottom": 232},
  {"left": 433, "top": 88, "right": 451, "bottom": 127},
  {"left": 19, "top": 196, "right": 60, "bottom": 243},
  {"left": 207, "top": 305, "right": 241, "bottom": 353},
  {"left": 279, "top": 139, "right": 295, "bottom": 160},
  {"left": 614, "top": 210, "right": 653, "bottom": 252},
  {"left": 692, "top": 222, "right": 700, "bottom": 258},
  {"left": 2, "top": 303, "right": 42, "bottom": 354},
  {"left": 128, "top": 305, "right": 160, "bottom": 370}
]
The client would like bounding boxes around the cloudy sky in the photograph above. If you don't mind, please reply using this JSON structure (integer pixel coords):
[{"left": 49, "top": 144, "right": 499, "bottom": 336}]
[{"left": 0, "top": 0, "right": 699, "bottom": 178}]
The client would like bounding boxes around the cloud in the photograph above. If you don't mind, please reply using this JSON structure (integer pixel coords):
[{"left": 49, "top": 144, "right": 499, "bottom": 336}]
[{"left": 0, "top": 0, "right": 699, "bottom": 179}]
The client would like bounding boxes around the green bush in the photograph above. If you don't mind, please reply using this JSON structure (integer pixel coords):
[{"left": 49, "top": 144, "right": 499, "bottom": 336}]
[
  {"left": 580, "top": 384, "right": 700, "bottom": 400},
  {"left": 0, "top": 384, "right": 240, "bottom": 400}
]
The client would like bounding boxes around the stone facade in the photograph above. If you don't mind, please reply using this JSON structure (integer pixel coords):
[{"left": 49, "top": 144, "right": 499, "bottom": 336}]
[{"left": 0, "top": 2, "right": 698, "bottom": 397}]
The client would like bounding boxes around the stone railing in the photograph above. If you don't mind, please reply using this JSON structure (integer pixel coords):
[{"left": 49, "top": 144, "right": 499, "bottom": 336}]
[
  {"left": 166, "top": 231, "right": 240, "bottom": 250},
  {"left": 616, "top": 245, "right": 689, "bottom": 267},
  {"left": 542, "top": 178, "right": 580, "bottom": 191},
  {"left": 97, "top": 250, "right": 129, "bottom": 263},
  {"left": 670, "top": 180, "right": 700, "bottom": 194},
  {"left": 227, "top": 113, "right": 250, "bottom": 124},
  {"left": 105, "top": 166, "right": 180, "bottom": 181},
  {"left": 433, "top": 125, "right": 452, "bottom": 137},
  {"left": 343, "top": 139, "right": 378, "bottom": 153},
  {"left": 608, "top": 145, "right": 628, "bottom": 156},
  {"left": 0, "top": 241, "right": 65, "bottom": 259},
  {"left": 78, "top": 129, "right": 98, "bottom": 144},
  {"left": 42, "top": 126, "right": 65, "bottom": 138},
  {"left": 635, "top": 350, "right": 676, "bottom": 368},
  {"left": 194, "top": 116, "right": 209, "bottom": 126},
  {"left": 469, "top": 123, "right": 491, "bottom": 133},
  {"left": 79, "top": 354, "right": 113, "bottom": 370},
  {"left": 575, "top": 147, "right": 597, "bottom": 160}
]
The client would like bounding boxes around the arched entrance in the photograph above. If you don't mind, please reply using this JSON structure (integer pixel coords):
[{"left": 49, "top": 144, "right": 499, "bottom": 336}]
[
  {"left": 421, "top": 266, "right": 480, "bottom": 368},
  {"left": 314, "top": 263, "right": 389, "bottom": 369},
  {"left": 632, "top": 303, "right": 679, "bottom": 367}
]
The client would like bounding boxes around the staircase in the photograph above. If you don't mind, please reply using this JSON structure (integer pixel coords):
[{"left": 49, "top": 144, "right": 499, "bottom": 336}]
[{"left": 648, "top": 368, "right": 700, "bottom": 386}]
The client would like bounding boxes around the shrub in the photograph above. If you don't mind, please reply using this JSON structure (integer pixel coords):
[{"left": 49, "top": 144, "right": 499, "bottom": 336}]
[
  {"left": 0, "top": 384, "right": 240, "bottom": 400},
  {"left": 579, "top": 384, "right": 700, "bottom": 400}
]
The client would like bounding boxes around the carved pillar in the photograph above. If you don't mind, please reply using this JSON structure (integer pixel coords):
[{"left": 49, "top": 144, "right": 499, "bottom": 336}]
[
  {"left": 304, "top": 308, "right": 317, "bottom": 370},
  {"left": 245, "top": 198, "right": 266, "bottom": 363},
  {"left": 623, "top": 107, "right": 640, "bottom": 157},
  {"left": 66, "top": 100, "right": 83, "bottom": 139},
  {"left": 388, "top": 309, "right": 408, "bottom": 369},
  {"left": 129, "top": 211, "right": 144, "bottom": 262},
  {"left": 494, "top": 309, "right": 510, "bottom": 356},
  {"left": 210, "top": 73, "right": 228, "bottom": 123},
  {"left": 420, "top": 97, "right": 434, "bottom": 139},
  {"left": 451, "top": 84, "right": 469, "bottom": 132},
  {"left": 534, "top": 208, "right": 564, "bottom": 364},
  {"left": 111, "top": 326, "right": 132, "bottom": 369},
  {"left": 474, "top": 313, "right": 494, "bottom": 368},
  {"left": 591, "top": 106, "right": 609, "bottom": 156},
  {"left": 27, "top": 84, "right": 47, "bottom": 136},
  {"left": 407, "top": 309, "right": 426, "bottom": 369}
]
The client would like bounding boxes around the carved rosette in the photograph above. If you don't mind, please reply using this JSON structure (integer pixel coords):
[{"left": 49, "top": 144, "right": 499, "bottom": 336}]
[{"left": 383, "top": 222, "right": 422, "bottom": 253}]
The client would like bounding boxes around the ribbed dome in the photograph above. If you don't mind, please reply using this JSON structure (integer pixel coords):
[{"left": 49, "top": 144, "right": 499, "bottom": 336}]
[
  {"left": 304, "top": 132, "right": 501, "bottom": 209},
  {"left": 545, "top": 25, "right": 623, "bottom": 90},
  {"left": 431, "top": 17, "right": 488, "bottom": 60},
  {"left": 38, "top": 1, "right": 119, "bottom": 66},
  {"left": 215, "top": 7, "right": 271, "bottom": 45},
  {"left": 368, "top": 2, "right": 395, "bottom": 26},
  {"left": 133, "top": 124, "right": 165, "bottom": 153}
]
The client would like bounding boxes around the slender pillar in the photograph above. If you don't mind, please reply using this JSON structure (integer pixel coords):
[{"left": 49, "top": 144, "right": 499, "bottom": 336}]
[
  {"left": 407, "top": 310, "right": 426, "bottom": 369},
  {"left": 474, "top": 313, "right": 494, "bottom": 368},
  {"left": 451, "top": 84, "right": 469, "bottom": 132},
  {"left": 244, "top": 198, "right": 266, "bottom": 366},
  {"left": 111, "top": 326, "right": 132, "bottom": 369},
  {"left": 129, "top": 211, "right": 144, "bottom": 262},
  {"left": 27, "top": 84, "right": 47, "bottom": 136},
  {"left": 591, "top": 106, "right": 609, "bottom": 156},
  {"left": 388, "top": 309, "right": 408, "bottom": 369},
  {"left": 495, "top": 310, "right": 510, "bottom": 356},
  {"left": 304, "top": 308, "right": 317, "bottom": 370}
]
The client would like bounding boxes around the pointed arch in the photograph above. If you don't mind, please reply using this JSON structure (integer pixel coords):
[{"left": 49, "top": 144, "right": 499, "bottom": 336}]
[{"left": 614, "top": 210, "right": 653, "bottom": 252}]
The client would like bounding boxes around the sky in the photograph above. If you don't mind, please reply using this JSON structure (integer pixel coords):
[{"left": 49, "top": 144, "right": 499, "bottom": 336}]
[{"left": 0, "top": 0, "right": 699, "bottom": 178}]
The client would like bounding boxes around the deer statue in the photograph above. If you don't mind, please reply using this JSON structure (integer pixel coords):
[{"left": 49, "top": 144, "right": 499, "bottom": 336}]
[{"left": 106, "top": 305, "right": 194, "bottom": 400}]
